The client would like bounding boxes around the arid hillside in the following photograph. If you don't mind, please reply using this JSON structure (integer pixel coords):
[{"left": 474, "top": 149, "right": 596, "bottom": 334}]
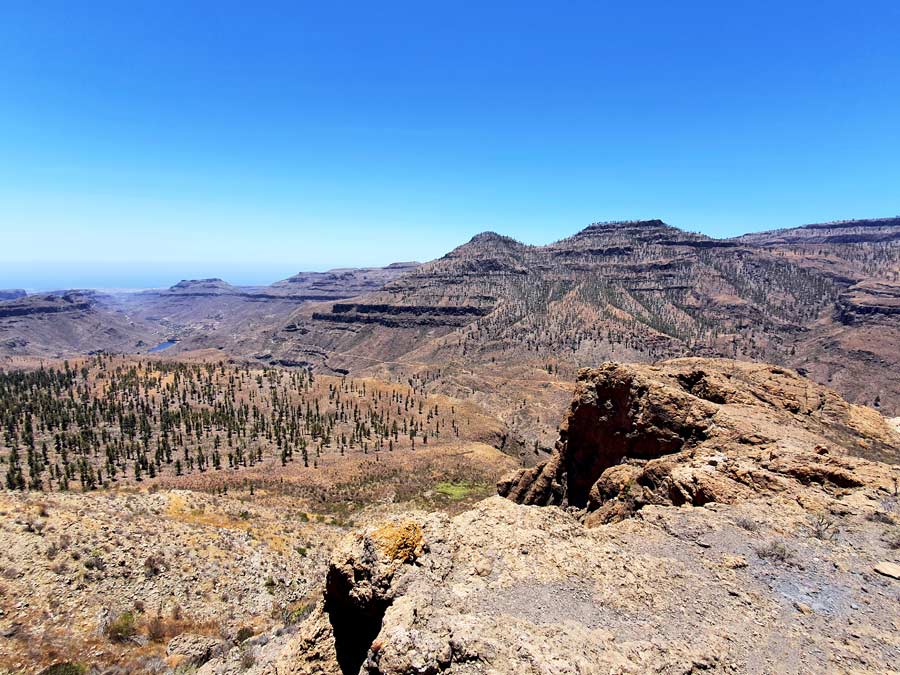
[
  {"left": 2, "top": 218, "right": 898, "bottom": 454},
  {"left": 0, "top": 291, "right": 165, "bottom": 359},
  {"left": 1, "top": 358, "right": 898, "bottom": 674},
  {"left": 0, "top": 263, "right": 418, "bottom": 363},
  {"left": 0, "top": 355, "right": 514, "bottom": 501},
  {"left": 206, "top": 359, "right": 900, "bottom": 675},
  {"left": 0, "top": 354, "right": 516, "bottom": 674},
  {"left": 266, "top": 218, "right": 900, "bottom": 425}
]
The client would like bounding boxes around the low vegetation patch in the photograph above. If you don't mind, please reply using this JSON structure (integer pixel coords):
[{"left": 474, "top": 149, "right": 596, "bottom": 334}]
[
  {"left": 106, "top": 611, "right": 137, "bottom": 642},
  {"left": 435, "top": 481, "right": 479, "bottom": 500},
  {"left": 755, "top": 539, "right": 793, "bottom": 563}
]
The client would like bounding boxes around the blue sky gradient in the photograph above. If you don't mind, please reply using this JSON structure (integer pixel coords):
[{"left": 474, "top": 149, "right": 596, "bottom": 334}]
[{"left": 1, "top": 1, "right": 898, "bottom": 288}]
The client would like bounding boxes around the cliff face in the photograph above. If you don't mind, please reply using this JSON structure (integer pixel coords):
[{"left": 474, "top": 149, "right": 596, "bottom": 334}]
[
  {"left": 0, "top": 292, "right": 161, "bottom": 357},
  {"left": 0, "top": 292, "right": 95, "bottom": 319},
  {"left": 499, "top": 359, "right": 900, "bottom": 523},
  {"left": 198, "top": 359, "right": 900, "bottom": 675}
]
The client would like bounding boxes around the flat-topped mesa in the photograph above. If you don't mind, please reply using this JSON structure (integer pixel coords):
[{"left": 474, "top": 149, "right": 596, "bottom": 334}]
[
  {"left": 550, "top": 219, "right": 725, "bottom": 251},
  {"left": 0, "top": 291, "right": 97, "bottom": 318},
  {"left": 384, "top": 261, "right": 421, "bottom": 270},
  {"left": 498, "top": 358, "right": 900, "bottom": 524},
  {"left": 737, "top": 216, "right": 900, "bottom": 246},
  {"left": 167, "top": 278, "right": 238, "bottom": 294},
  {"left": 579, "top": 218, "right": 671, "bottom": 232},
  {"left": 0, "top": 289, "right": 27, "bottom": 301}
]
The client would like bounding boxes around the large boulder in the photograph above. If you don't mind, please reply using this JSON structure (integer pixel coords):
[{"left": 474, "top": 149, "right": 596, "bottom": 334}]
[{"left": 498, "top": 358, "right": 900, "bottom": 523}]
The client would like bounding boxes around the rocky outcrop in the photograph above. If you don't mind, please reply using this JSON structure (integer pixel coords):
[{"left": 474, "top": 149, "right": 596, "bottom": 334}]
[
  {"left": 499, "top": 359, "right": 900, "bottom": 524},
  {"left": 836, "top": 280, "right": 900, "bottom": 324},
  {"left": 233, "top": 483, "right": 900, "bottom": 674},
  {"left": 166, "top": 633, "right": 226, "bottom": 667},
  {"left": 313, "top": 303, "right": 492, "bottom": 328},
  {"left": 0, "top": 289, "right": 26, "bottom": 301},
  {"left": 209, "top": 358, "right": 900, "bottom": 675}
]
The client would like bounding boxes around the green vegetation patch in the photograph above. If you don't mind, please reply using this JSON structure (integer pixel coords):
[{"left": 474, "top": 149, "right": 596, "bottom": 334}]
[{"left": 435, "top": 481, "right": 480, "bottom": 500}]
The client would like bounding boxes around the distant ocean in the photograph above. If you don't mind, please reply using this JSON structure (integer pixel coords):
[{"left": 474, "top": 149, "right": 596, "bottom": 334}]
[{"left": 0, "top": 261, "right": 339, "bottom": 292}]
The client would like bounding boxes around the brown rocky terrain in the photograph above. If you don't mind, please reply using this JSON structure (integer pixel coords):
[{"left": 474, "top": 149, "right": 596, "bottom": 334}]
[
  {"left": 499, "top": 359, "right": 900, "bottom": 520},
  {"left": 0, "top": 488, "right": 343, "bottom": 673},
  {"left": 0, "top": 292, "right": 164, "bottom": 359},
  {"left": 109, "top": 264, "right": 419, "bottom": 359},
  {"left": 0, "top": 264, "right": 418, "bottom": 363},
  {"left": 2, "top": 218, "right": 898, "bottom": 447},
  {"left": 0, "top": 441, "right": 513, "bottom": 674},
  {"left": 172, "top": 358, "right": 900, "bottom": 675},
  {"left": 2, "top": 219, "right": 900, "bottom": 673},
  {"left": 254, "top": 217, "right": 899, "bottom": 453}
]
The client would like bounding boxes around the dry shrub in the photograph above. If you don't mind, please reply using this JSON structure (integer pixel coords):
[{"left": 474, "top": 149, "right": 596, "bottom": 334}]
[
  {"left": 106, "top": 611, "right": 136, "bottom": 642},
  {"left": 755, "top": 539, "right": 793, "bottom": 563}
]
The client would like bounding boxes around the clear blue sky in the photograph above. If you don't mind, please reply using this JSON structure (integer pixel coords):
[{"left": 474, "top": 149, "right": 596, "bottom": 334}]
[{"left": 1, "top": 1, "right": 898, "bottom": 289}]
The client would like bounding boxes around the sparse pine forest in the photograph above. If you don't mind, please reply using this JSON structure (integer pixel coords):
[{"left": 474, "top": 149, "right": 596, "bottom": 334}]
[{"left": 0, "top": 355, "right": 487, "bottom": 495}]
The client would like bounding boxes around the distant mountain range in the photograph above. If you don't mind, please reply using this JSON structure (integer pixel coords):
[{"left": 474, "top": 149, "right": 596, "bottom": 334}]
[{"left": 1, "top": 217, "right": 898, "bottom": 438}]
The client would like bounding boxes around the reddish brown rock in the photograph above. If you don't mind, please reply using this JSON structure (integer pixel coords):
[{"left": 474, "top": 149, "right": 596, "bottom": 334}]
[{"left": 498, "top": 358, "right": 900, "bottom": 523}]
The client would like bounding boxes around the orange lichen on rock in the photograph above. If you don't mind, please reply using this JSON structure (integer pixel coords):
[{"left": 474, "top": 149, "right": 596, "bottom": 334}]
[{"left": 370, "top": 521, "right": 424, "bottom": 563}]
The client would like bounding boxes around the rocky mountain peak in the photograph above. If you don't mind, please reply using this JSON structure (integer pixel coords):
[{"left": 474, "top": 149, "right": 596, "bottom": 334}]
[{"left": 457, "top": 231, "right": 526, "bottom": 252}]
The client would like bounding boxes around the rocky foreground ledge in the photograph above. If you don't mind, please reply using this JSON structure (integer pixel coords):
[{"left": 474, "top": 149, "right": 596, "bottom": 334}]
[{"left": 196, "top": 359, "right": 900, "bottom": 675}]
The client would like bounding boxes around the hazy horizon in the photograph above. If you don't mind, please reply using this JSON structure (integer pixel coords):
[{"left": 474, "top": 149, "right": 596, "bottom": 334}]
[
  {"left": 0, "top": 261, "right": 319, "bottom": 292},
  {"left": 5, "top": 213, "right": 898, "bottom": 291}
]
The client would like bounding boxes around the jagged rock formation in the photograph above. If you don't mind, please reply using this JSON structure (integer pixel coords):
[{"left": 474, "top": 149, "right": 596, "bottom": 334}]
[
  {"left": 201, "top": 358, "right": 900, "bottom": 675},
  {"left": 499, "top": 359, "right": 900, "bottom": 524}
]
